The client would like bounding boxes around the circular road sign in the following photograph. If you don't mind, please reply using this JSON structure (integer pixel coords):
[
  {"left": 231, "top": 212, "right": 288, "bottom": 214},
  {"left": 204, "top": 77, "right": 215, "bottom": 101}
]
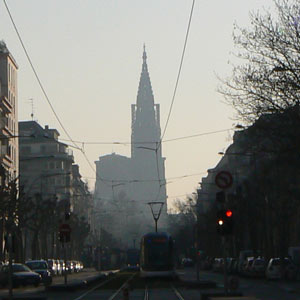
[
  {"left": 215, "top": 170, "right": 233, "bottom": 189},
  {"left": 59, "top": 223, "right": 71, "bottom": 234}
]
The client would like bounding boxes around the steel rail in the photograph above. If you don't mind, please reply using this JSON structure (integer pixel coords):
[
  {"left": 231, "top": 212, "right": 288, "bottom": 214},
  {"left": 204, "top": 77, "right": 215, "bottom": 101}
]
[
  {"left": 107, "top": 272, "right": 136, "bottom": 300},
  {"left": 72, "top": 275, "right": 117, "bottom": 300},
  {"left": 145, "top": 282, "right": 185, "bottom": 300},
  {"left": 171, "top": 283, "right": 186, "bottom": 300},
  {"left": 144, "top": 284, "right": 149, "bottom": 300}
]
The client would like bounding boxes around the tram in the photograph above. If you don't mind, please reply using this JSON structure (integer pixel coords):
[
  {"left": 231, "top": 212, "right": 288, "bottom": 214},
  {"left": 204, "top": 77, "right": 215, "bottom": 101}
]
[
  {"left": 125, "top": 248, "right": 140, "bottom": 270},
  {"left": 140, "top": 232, "right": 175, "bottom": 278}
]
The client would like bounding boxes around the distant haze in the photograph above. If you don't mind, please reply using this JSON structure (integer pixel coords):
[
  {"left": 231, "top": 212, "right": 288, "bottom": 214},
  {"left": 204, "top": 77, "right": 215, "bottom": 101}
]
[{"left": 0, "top": 0, "right": 275, "bottom": 207}]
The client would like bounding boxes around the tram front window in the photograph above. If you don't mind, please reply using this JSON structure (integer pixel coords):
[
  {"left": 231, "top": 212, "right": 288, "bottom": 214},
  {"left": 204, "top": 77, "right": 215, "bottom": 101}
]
[{"left": 148, "top": 243, "right": 169, "bottom": 266}]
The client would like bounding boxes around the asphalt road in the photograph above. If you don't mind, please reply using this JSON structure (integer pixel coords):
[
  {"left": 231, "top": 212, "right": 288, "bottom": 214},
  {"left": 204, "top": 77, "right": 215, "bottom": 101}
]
[
  {"left": 179, "top": 268, "right": 300, "bottom": 300},
  {"left": 0, "top": 268, "right": 300, "bottom": 300}
]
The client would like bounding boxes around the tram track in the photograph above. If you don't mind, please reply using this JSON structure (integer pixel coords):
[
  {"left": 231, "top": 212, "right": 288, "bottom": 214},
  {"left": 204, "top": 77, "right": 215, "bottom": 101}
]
[
  {"left": 73, "top": 272, "right": 137, "bottom": 300},
  {"left": 73, "top": 272, "right": 187, "bottom": 300},
  {"left": 106, "top": 272, "right": 136, "bottom": 300},
  {"left": 144, "top": 281, "right": 186, "bottom": 300}
]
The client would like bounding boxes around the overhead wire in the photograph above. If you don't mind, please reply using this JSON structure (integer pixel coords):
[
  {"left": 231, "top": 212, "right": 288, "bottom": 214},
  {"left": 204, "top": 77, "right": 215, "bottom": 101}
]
[
  {"left": 3, "top": 0, "right": 79, "bottom": 151},
  {"left": 81, "top": 171, "right": 206, "bottom": 183},
  {"left": 56, "top": 127, "right": 233, "bottom": 145},
  {"left": 3, "top": 0, "right": 109, "bottom": 186},
  {"left": 4, "top": 0, "right": 209, "bottom": 200},
  {"left": 153, "top": 0, "right": 196, "bottom": 203},
  {"left": 161, "top": 0, "right": 196, "bottom": 141}
]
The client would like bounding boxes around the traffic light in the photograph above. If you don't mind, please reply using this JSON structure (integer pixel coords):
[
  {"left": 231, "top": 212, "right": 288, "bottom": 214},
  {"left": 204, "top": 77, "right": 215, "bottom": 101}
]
[
  {"left": 65, "top": 212, "right": 71, "bottom": 221},
  {"left": 216, "top": 208, "right": 234, "bottom": 235}
]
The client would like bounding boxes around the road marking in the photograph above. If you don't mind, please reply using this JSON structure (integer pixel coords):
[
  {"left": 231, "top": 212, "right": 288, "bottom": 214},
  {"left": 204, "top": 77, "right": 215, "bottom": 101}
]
[
  {"left": 72, "top": 276, "right": 115, "bottom": 300},
  {"left": 171, "top": 284, "right": 185, "bottom": 300},
  {"left": 107, "top": 273, "right": 136, "bottom": 300}
]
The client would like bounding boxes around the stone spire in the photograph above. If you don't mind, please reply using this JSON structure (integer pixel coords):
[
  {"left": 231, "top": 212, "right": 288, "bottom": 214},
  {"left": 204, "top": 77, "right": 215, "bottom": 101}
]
[
  {"left": 131, "top": 46, "right": 160, "bottom": 158},
  {"left": 136, "top": 44, "right": 155, "bottom": 112}
]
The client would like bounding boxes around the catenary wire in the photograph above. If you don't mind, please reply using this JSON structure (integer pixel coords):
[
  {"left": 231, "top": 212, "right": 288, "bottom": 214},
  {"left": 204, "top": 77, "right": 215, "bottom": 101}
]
[
  {"left": 161, "top": 0, "right": 196, "bottom": 141},
  {"left": 151, "top": 0, "right": 196, "bottom": 203},
  {"left": 3, "top": 0, "right": 108, "bottom": 185},
  {"left": 56, "top": 127, "right": 233, "bottom": 145},
  {"left": 84, "top": 171, "right": 206, "bottom": 184},
  {"left": 3, "top": 0, "right": 80, "bottom": 151}
]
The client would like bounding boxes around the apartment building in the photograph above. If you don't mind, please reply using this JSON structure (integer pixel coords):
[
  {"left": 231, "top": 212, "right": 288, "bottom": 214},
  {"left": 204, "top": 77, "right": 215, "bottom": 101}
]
[
  {"left": 19, "top": 121, "right": 74, "bottom": 212},
  {"left": 0, "top": 41, "right": 18, "bottom": 179}
]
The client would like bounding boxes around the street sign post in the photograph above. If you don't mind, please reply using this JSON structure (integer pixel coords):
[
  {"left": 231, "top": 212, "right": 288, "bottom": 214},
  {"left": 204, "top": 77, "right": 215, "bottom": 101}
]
[
  {"left": 214, "top": 170, "right": 233, "bottom": 296},
  {"left": 215, "top": 170, "right": 233, "bottom": 190},
  {"left": 59, "top": 224, "right": 71, "bottom": 243},
  {"left": 59, "top": 223, "right": 71, "bottom": 285}
]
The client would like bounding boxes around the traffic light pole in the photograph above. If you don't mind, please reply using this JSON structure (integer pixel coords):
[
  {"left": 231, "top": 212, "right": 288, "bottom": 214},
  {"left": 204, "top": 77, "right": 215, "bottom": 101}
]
[
  {"left": 62, "top": 239, "right": 68, "bottom": 285},
  {"left": 8, "top": 234, "right": 13, "bottom": 300},
  {"left": 222, "top": 236, "right": 228, "bottom": 295}
]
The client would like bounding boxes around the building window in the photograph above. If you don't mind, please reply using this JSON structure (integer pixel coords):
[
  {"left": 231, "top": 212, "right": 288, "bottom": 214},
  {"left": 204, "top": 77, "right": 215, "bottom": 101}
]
[
  {"left": 40, "top": 145, "right": 46, "bottom": 153},
  {"left": 21, "top": 146, "right": 31, "bottom": 154},
  {"left": 48, "top": 177, "right": 55, "bottom": 185}
]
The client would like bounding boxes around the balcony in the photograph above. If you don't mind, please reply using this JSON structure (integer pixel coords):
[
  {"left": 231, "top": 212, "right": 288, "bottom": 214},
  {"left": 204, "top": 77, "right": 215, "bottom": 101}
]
[
  {"left": 0, "top": 117, "right": 13, "bottom": 136},
  {"left": 0, "top": 94, "right": 12, "bottom": 113}
]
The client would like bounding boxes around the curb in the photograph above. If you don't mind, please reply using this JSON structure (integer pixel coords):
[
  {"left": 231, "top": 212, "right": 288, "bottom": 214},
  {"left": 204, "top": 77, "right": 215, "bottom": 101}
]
[{"left": 2, "top": 297, "right": 47, "bottom": 300}]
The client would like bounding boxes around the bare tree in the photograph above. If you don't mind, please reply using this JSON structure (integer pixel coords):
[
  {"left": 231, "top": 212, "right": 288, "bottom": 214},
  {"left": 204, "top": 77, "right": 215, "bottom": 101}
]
[{"left": 220, "top": 0, "right": 300, "bottom": 122}]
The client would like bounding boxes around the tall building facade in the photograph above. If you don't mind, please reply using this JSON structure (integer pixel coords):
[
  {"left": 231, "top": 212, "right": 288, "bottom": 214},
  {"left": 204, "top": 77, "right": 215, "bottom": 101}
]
[
  {"left": 19, "top": 121, "right": 74, "bottom": 259},
  {"left": 0, "top": 41, "right": 18, "bottom": 178},
  {"left": 94, "top": 48, "right": 167, "bottom": 247},
  {"left": 19, "top": 121, "right": 74, "bottom": 212}
]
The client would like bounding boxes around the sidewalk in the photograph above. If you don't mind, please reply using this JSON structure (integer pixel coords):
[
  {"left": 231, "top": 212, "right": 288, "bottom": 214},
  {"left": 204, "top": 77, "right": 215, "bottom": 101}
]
[
  {"left": 47, "top": 268, "right": 112, "bottom": 291},
  {"left": 0, "top": 268, "right": 114, "bottom": 299}
]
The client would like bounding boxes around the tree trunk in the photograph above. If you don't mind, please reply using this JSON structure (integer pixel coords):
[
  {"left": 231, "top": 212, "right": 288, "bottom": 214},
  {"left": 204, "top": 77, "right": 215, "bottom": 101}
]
[{"left": 31, "top": 231, "right": 39, "bottom": 259}]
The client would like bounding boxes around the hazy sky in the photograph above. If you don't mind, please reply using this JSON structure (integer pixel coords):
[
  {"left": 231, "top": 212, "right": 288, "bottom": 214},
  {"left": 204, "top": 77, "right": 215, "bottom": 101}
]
[{"left": 0, "top": 0, "right": 275, "bottom": 207}]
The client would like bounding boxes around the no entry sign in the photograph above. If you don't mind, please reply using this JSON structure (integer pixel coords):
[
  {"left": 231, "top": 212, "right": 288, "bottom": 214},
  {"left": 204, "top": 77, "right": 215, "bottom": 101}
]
[{"left": 215, "top": 170, "right": 233, "bottom": 189}]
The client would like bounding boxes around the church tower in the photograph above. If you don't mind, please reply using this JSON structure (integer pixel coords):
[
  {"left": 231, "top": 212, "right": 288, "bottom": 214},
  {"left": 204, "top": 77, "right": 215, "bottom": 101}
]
[
  {"left": 131, "top": 45, "right": 161, "bottom": 159},
  {"left": 131, "top": 46, "right": 167, "bottom": 227},
  {"left": 94, "top": 47, "right": 168, "bottom": 245}
]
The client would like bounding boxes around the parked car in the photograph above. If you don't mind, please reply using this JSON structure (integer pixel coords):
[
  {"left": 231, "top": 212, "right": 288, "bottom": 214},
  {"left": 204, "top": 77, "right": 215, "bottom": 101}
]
[
  {"left": 212, "top": 258, "right": 223, "bottom": 272},
  {"left": 250, "top": 257, "right": 266, "bottom": 277},
  {"left": 73, "top": 261, "right": 82, "bottom": 273},
  {"left": 56, "top": 259, "right": 62, "bottom": 276},
  {"left": 0, "top": 263, "right": 41, "bottom": 288},
  {"left": 66, "top": 261, "right": 74, "bottom": 274},
  {"left": 181, "top": 258, "right": 194, "bottom": 268},
  {"left": 227, "top": 258, "right": 238, "bottom": 274},
  {"left": 79, "top": 261, "right": 84, "bottom": 271},
  {"left": 238, "top": 250, "right": 254, "bottom": 274},
  {"left": 47, "top": 259, "right": 58, "bottom": 276},
  {"left": 25, "top": 260, "right": 52, "bottom": 285},
  {"left": 265, "top": 258, "right": 294, "bottom": 280},
  {"left": 265, "top": 257, "right": 298, "bottom": 280},
  {"left": 59, "top": 260, "right": 66, "bottom": 274},
  {"left": 243, "top": 257, "right": 254, "bottom": 277}
]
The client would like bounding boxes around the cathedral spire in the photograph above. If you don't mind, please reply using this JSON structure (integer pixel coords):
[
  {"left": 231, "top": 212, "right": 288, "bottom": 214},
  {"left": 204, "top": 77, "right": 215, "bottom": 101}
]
[
  {"left": 136, "top": 44, "right": 154, "bottom": 110},
  {"left": 143, "top": 43, "right": 147, "bottom": 63}
]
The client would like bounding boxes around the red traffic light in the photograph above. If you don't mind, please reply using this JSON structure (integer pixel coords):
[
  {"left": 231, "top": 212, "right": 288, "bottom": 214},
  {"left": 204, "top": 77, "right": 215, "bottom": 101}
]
[{"left": 225, "top": 210, "right": 233, "bottom": 217}]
